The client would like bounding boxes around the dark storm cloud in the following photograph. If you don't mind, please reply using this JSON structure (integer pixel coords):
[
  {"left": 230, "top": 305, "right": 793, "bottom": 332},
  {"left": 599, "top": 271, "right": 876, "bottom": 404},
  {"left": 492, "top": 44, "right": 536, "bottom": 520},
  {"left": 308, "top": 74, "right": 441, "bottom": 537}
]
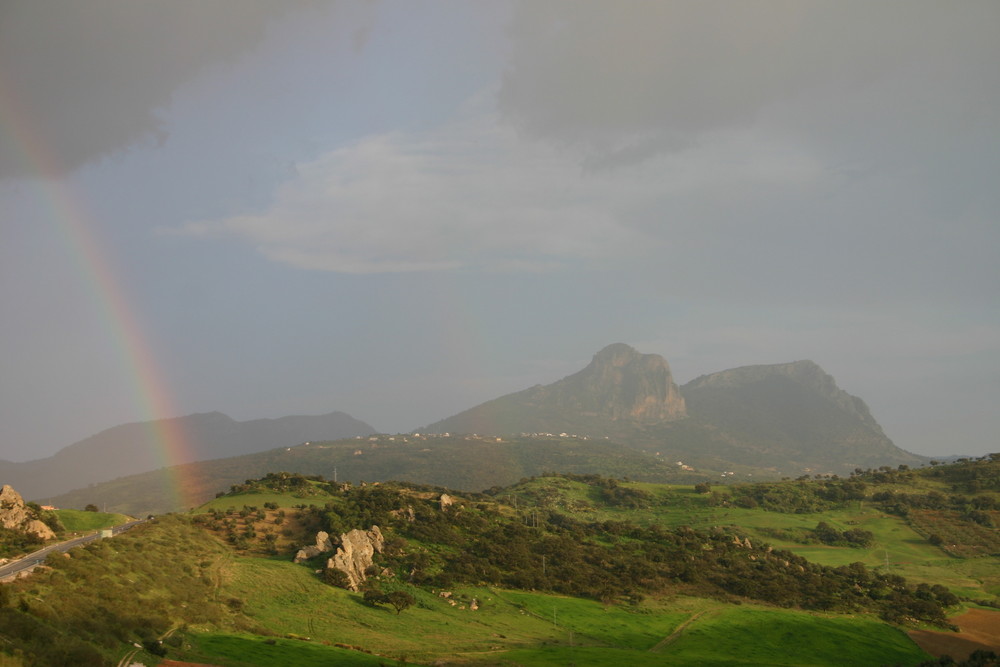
[
  {"left": 0, "top": 0, "right": 324, "bottom": 179},
  {"left": 499, "top": 0, "right": 1000, "bottom": 168}
]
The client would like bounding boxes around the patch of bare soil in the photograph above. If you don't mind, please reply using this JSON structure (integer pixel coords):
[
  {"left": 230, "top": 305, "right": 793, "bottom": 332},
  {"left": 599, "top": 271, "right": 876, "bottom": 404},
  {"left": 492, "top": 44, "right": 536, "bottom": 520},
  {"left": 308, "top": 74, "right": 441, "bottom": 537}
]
[{"left": 909, "top": 608, "right": 1000, "bottom": 661}]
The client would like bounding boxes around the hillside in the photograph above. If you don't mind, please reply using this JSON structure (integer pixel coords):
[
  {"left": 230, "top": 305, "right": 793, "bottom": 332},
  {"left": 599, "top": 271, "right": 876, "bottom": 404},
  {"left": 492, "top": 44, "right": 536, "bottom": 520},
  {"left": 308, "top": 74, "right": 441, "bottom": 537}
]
[
  {"left": 39, "top": 350, "right": 932, "bottom": 515},
  {"left": 40, "top": 433, "right": 715, "bottom": 516},
  {"left": 0, "top": 410, "right": 375, "bottom": 501},
  {"left": 4, "top": 459, "right": 1000, "bottom": 665},
  {"left": 425, "top": 344, "right": 925, "bottom": 476},
  {"left": 424, "top": 343, "right": 687, "bottom": 436},
  {"left": 680, "top": 360, "right": 927, "bottom": 472}
]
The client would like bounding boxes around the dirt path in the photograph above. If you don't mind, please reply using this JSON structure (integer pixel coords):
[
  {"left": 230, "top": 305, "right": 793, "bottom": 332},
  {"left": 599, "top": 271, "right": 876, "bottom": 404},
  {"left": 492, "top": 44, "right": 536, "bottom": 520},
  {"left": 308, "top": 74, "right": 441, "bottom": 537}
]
[
  {"left": 909, "top": 608, "right": 1000, "bottom": 662},
  {"left": 649, "top": 610, "right": 708, "bottom": 652}
]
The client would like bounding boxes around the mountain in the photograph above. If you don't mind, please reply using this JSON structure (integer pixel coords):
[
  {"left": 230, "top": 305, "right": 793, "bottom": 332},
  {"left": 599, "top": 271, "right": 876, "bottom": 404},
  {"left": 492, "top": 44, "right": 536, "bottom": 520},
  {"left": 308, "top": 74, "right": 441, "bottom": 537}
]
[
  {"left": 0, "top": 411, "right": 376, "bottom": 501},
  {"left": 680, "top": 360, "right": 926, "bottom": 471},
  {"left": 424, "top": 344, "right": 924, "bottom": 475},
  {"left": 424, "top": 343, "right": 686, "bottom": 436},
  {"left": 37, "top": 345, "right": 929, "bottom": 514}
]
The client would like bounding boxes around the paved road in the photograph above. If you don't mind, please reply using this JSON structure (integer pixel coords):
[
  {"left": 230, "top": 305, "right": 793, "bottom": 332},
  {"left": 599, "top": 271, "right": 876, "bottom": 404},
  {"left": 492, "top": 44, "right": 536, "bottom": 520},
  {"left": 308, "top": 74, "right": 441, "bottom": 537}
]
[{"left": 0, "top": 520, "right": 144, "bottom": 580}]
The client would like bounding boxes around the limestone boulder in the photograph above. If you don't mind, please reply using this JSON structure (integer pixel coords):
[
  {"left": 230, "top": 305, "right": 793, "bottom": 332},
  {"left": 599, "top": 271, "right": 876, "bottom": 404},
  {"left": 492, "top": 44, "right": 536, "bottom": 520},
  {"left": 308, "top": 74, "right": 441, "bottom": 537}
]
[
  {"left": 326, "top": 526, "right": 384, "bottom": 591},
  {"left": 0, "top": 484, "right": 55, "bottom": 540},
  {"left": 293, "top": 530, "right": 336, "bottom": 563}
]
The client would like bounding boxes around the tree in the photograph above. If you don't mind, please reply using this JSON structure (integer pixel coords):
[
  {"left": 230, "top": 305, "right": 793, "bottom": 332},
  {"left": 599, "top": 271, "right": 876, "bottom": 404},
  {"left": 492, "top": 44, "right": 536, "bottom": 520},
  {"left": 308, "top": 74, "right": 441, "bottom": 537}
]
[
  {"left": 386, "top": 591, "right": 415, "bottom": 615},
  {"left": 84, "top": 504, "right": 99, "bottom": 512},
  {"left": 363, "top": 588, "right": 387, "bottom": 607}
]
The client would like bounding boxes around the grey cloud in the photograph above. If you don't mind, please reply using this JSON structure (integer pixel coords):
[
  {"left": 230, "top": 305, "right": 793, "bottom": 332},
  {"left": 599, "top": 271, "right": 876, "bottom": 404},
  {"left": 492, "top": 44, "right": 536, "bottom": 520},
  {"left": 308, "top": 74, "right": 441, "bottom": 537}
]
[
  {"left": 0, "top": 0, "right": 326, "bottom": 179},
  {"left": 173, "top": 117, "right": 652, "bottom": 273},
  {"left": 499, "top": 0, "right": 1000, "bottom": 168}
]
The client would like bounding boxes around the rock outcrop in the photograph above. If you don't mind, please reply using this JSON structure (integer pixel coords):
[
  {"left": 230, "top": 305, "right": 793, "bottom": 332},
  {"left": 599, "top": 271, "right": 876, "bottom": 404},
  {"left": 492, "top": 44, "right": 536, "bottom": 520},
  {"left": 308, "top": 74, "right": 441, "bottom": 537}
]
[
  {"left": 293, "top": 530, "right": 335, "bottom": 563},
  {"left": 327, "top": 526, "right": 384, "bottom": 591},
  {"left": 294, "top": 525, "right": 386, "bottom": 591},
  {"left": 560, "top": 343, "right": 687, "bottom": 421},
  {"left": 0, "top": 485, "right": 56, "bottom": 540}
]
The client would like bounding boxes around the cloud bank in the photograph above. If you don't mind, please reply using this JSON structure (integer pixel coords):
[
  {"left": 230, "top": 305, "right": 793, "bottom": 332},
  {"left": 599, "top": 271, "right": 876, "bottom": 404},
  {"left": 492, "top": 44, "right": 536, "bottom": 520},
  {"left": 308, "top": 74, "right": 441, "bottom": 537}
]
[
  {"left": 0, "top": 0, "right": 324, "bottom": 179},
  {"left": 499, "top": 0, "right": 1000, "bottom": 168},
  {"left": 175, "top": 110, "right": 832, "bottom": 274}
]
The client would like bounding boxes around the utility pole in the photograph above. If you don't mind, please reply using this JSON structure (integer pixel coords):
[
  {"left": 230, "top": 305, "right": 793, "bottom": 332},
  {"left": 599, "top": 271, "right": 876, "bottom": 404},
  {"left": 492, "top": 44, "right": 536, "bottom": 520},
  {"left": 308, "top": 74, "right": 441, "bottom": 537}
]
[{"left": 333, "top": 467, "right": 338, "bottom": 483}]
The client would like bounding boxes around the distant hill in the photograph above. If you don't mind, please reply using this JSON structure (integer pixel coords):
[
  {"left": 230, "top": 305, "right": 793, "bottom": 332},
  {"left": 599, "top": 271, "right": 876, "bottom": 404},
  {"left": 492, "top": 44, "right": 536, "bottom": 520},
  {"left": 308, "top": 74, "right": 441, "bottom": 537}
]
[
  {"left": 1, "top": 411, "right": 376, "bottom": 501},
  {"left": 424, "top": 343, "right": 687, "bottom": 436},
  {"left": 679, "top": 360, "right": 927, "bottom": 472},
  {"left": 36, "top": 344, "right": 931, "bottom": 514},
  {"left": 40, "top": 433, "right": 713, "bottom": 515},
  {"left": 424, "top": 344, "right": 926, "bottom": 475}
]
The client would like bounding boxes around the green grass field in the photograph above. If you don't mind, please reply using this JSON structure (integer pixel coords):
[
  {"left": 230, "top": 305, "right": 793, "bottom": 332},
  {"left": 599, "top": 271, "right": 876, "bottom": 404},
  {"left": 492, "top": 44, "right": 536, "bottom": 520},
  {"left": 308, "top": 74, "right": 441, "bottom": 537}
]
[
  {"left": 664, "top": 606, "right": 929, "bottom": 666},
  {"left": 198, "top": 489, "right": 332, "bottom": 513},
  {"left": 510, "top": 477, "right": 996, "bottom": 599},
  {"left": 169, "top": 553, "right": 935, "bottom": 666},
  {"left": 178, "top": 633, "right": 388, "bottom": 666},
  {"left": 55, "top": 508, "right": 130, "bottom": 532},
  {"left": 158, "top": 471, "right": 999, "bottom": 665}
]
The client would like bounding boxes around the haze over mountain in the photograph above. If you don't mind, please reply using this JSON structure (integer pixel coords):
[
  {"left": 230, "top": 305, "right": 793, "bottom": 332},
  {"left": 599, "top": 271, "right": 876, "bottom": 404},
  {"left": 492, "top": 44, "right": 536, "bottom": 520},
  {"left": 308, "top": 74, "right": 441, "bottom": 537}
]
[
  {"left": 424, "top": 343, "right": 687, "bottom": 436},
  {"left": 679, "top": 360, "right": 926, "bottom": 472},
  {"left": 425, "top": 343, "right": 923, "bottom": 472},
  {"left": 40, "top": 344, "right": 929, "bottom": 514},
  {"left": 1, "top": 411, "right": 374, "bottom": 501}
]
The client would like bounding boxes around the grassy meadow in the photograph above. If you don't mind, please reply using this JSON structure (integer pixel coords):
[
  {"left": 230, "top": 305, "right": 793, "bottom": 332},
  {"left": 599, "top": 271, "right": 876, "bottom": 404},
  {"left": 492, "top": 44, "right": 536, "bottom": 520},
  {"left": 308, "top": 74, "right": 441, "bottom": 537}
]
[
  {"left": 55, "top": 509, "right": 131, "bottom": 533},
  {"left": 5, "top": 461, "right": 999, "bottom": 666},
  {"left": 191, "top": 550, "right": 932, "bottom": 667}
]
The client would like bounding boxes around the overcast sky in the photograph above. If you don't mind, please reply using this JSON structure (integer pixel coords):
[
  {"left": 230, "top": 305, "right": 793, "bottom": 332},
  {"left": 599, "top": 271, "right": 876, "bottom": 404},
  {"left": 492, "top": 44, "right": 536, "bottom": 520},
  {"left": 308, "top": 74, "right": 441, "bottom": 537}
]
[{"left": 1, "top": 0, "right": 998, "bottom": 462}]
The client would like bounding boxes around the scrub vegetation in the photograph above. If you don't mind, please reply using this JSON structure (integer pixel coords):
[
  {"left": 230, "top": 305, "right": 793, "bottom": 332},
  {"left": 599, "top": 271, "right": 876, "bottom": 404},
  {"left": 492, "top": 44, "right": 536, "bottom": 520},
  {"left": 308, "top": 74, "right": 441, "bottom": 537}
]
[{"left": 0, "top": 457, "right": 997, "bottom": 665}]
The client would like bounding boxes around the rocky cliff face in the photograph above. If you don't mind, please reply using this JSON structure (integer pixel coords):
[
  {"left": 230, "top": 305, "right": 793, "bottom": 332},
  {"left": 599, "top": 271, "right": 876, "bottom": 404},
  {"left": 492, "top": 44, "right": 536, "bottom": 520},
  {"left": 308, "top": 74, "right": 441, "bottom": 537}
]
[
  {"left": 555, "top": 343, "right": 687, "bottom": 421},
  {"left": 0, "top": 485, "right": 55, "bottom": 540},
  {"left": 424, "top": 343, "right": 686, "bottom": 435}
]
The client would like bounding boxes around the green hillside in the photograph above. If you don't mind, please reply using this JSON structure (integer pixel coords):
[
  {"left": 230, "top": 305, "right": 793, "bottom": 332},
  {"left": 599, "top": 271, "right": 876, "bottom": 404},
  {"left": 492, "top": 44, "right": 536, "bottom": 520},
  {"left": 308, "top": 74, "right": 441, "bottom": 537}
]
[
  {"left": 41, "top": 434, "right": 720, "bottom": 515},
  {"left": 2, "top": 458, "right": 998, "bottom": 666}
]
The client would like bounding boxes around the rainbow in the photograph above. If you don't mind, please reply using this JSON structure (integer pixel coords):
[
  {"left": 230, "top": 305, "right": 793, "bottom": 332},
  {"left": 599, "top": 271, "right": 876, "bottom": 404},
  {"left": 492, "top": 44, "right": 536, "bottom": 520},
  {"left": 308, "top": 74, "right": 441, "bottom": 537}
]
[{"left": 0, "top": 66, "right": 199, "bottom": 510}]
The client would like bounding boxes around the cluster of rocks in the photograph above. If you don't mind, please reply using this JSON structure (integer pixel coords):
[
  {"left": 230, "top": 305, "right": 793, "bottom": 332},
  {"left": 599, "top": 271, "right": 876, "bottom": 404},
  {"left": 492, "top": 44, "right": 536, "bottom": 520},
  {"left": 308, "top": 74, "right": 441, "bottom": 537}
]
[
  {"left": 437, "top": 590, "right": 479, "bottom": 611},
  {"left": 0, "top": 485, "right": 55, "bottom": 540},
  {"left": 294, "top": 526, "right": 385, "bottom": 591},
  {"left": 294, "top": 495, "right": 457, "bottom": 592}
]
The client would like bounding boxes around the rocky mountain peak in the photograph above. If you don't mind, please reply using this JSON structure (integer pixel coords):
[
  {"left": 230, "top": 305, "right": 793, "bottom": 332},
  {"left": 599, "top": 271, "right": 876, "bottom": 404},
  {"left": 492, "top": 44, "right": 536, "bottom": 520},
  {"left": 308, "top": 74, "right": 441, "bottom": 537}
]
[{"left": 567, "top": 343, "right": 687, "bottom": 421}]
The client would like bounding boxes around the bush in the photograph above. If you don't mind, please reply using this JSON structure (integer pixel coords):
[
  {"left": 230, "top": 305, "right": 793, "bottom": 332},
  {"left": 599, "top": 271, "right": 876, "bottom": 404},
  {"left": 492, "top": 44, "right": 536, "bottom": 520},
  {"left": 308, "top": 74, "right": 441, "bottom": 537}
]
[
  {"left": 386, "top": 591, "right": 415, "bottom": 615},
  {"left": 322, "top": 568, "right": 351, "bottom": 589}
]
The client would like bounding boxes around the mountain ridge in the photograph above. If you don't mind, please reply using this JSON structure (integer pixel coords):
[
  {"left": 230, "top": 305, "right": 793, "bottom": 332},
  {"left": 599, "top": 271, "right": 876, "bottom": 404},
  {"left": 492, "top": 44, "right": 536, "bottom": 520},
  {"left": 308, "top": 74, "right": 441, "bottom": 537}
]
[
  {"left": 423, "top": 343, "right": 686, "bottom": 435},
  {"left": 24, "top": 344, "right": 930, "bottom": 513},
  {"left": 423, "top": 344, "right": 923, "bottom": 473},
  {"left": 0, "top": 410, "right": 376, "bottom": 501}
]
